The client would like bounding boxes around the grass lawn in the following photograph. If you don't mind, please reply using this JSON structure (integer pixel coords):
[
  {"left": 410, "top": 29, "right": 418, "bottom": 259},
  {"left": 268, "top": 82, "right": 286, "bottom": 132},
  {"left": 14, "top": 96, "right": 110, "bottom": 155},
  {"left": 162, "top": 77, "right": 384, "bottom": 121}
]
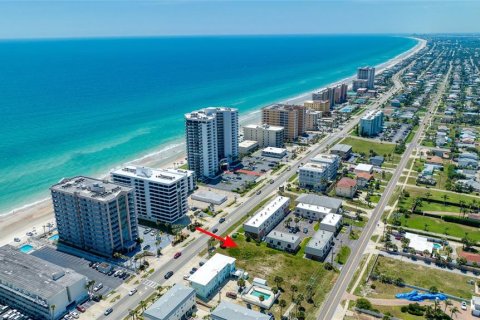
[
  {"left": 347, "top": 254, "right": 367, "bottom": 292},
  {"left": 395, "top": 214, "right": 480, "bottom": 241},
  {"left": 336, "top": 246, "right": 351, "bottom": 265},
  {"left": 344, "top": 217, "right": 368, "bottom": 228},
  {"left": 340, "top": 137, "right": 396, "bottom": 158},
  {"left": 222, "top": 233, "right": 338, "bottom": 319},
  {"left": 374, "top": 305, "right": 424, "bottom": 320},
  {"left": 369, "top": 255, "right": 476, "bottom": 299}
]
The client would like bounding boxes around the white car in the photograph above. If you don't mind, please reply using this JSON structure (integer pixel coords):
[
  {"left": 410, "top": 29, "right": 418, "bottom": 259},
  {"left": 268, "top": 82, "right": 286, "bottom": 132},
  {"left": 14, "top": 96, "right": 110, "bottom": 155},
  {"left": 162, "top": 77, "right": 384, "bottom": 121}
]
[
  {"left": 461, "top": 301, "right": 467, "bottom": 310},
  {"left": 70, "top": 311, "right": 79, "bottom": 319},
  {"left": 128, "top": 289, "right": 137, "bottom": 296}
]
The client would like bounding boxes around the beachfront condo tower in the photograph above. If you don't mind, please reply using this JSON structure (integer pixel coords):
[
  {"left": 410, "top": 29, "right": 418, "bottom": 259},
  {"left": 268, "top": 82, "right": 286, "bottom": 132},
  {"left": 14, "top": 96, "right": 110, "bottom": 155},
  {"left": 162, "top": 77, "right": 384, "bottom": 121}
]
[
  {"left": 50, "top": 177, "right": 139, "bottom": 257},
  {"left": 111, "top": 166, "right": 194, "bottom": 224},
  {"left": 185, "top": 107, "right": 239, "bottom": 180},
  {"left": 359, "top": 109, "right": 384, "bottom": 137},
  {"left": 357, "top": 66, "right": 376, "bottom": 89},
  {"left": 261, "top": 104, "right": 306, "bottom": 141}
]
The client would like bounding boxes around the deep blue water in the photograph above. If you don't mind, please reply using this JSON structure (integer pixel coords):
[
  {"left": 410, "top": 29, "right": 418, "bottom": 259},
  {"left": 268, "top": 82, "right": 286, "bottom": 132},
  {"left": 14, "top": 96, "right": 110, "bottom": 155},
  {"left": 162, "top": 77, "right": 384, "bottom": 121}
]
[{"left": 0, "top": 35, "right": 416, "bottom": 213}]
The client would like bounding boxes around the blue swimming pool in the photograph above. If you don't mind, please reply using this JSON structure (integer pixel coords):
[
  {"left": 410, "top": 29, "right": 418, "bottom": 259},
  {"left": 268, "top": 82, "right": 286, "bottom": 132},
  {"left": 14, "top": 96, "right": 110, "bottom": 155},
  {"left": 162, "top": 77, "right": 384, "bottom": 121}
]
[
  {"left": 19, "top": 244, "right": 34, "bottom": 253},
  {"left": 48, "top": 234, "right": 59, "bottom": 241},
  {"left": 433, "top": 243, "right": 442, "bottom": 250},
  {"left": 250, "top": 289, "right": 271, "bottom": 300}
]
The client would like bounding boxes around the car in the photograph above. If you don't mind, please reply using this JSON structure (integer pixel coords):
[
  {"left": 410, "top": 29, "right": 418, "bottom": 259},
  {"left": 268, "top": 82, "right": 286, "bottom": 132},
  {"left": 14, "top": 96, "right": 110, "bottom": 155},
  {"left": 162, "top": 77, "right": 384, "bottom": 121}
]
[
  {"left": 219, "top": 218, "right": 226, "bottom": 223},
  {"left": 13, "top": 238, "right": 20, "bottom": 242},
  {"left": 461, "top": 301, "right": 467, "bottom": 310},
  {"left": 104, "top": 308, "right": 113, "bottom": 316},
  {"left": 174, "top": 252, "right": 182, "bottom": 259},
  {"left": 26, "top": 232, "right": 33, "bottom": 236},
  {"left": 76, "top": 306, "right": 86, "bottom": 313},
  {"left": 309, "top": 219, "right": 313, "bottom": 224},
  {"left": 122, "top": 273, "right": 130, "bottom": 280},
  {"left": 183, "top": 274, "right": 190, "bottom": 280},
  {"left": 226, "top": 292, "right": 237, "bottom": 299},
  {"left": 88, "top": 262, "right": 95, "bottom": 267},
  {"left": 70, "top": 311, "right": 79, "bottom": 319},
  {"left": 256, "top": 190, "right": 262, "bottom": 195},
  {"left": 191, "top": 267, "right": 198, "bottom": 272},
  {"left": 113, "top": 270, "right": 122, "bottom": 277},
  {"left": 303, "top": 228, "right": 308, "bottom": 234},
  {"left": 93, "top": 283, "right": 103, "bottom": 292},
  {"left": 269, "top": 179, "right": 274, "bottom": 184},
  {"left": 199, "top": 261, "right": 205, "bottom": 266},
  {"left": 143, "top": 245, "right": 151, "bottom": 250},
  {"left": 150, "top": 232, "right": 155, "bottom": 236},
  {"left": 164, "top": 271, "right": 174, "bottom": 279},
  {"left": 63, "top": 315, "right": 72, "bottom": 320},
  {"left": 107, "top": 269, "right": 116, "bottom": 276},
  {"left": 212, "top": 228, "right": 218, "bottom": 233},
  {"left": 128, "top": 289, "right": 137, "bottom": 296},
  {"left": 92, "top": 295, "right": 101, "bottom": 302}
]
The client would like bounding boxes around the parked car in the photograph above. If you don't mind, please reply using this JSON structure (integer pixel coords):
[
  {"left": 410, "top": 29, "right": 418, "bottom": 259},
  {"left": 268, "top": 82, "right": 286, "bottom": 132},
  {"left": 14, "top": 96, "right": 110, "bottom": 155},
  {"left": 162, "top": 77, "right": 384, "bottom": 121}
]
[
  {"left": 122, "top": 273, "right": 130, "bottom": 280},
  {"left": 70, "top": 311, "right": 79, "bottom": 319},
  {"left": 226, "top": 292, "right": 237, "bottom": 299},
  {"left": 107, "top": 269, "right": 116, "bottom": 276},
  {"left": 128, "top": 289, "right": 137, "bottom": 296},
  {"left": 174, "top": 252, "right": 182, "bottom": 259},
  {"left": 143, "top": 228, "right": 151, "bottom": 234},
  {"left": 183, "top": 274, "right": 190, "bottom": 280},
  {"left": 164, "top": 271, "right": 174, "bottom": 279},
  {"left": 13, "top": 238, "right": 20, "bottom": 242},
  {"left": 212, "top": 228, "right": 218, "bottom": 233},
  {"left": 303, "top": 228, "right": 308, "bottom": 234},
  {"left": 256, "top": 190, "right": 262, "bottom": 195},
  {"left": 92, "top": 295, "right": 101, "bottom": 302},
  {"left": 93, "top": 283, "right": 103, "bottom": 292},
  {"left": 88, "top": 262, "right": 95, "bottom": 267},
  {"left": 104, "top": 308, "right": 113, "bottom": 316},
  {"left": 219, "top": 218, "right": 226, "bottom": 223},
  {"left": 76, "top": 306, "right": 86, "bottom": 313},
  {"left": 143, "top": 245, "right": 151, "bottom": 250},
  {"left": 461, "top": 301, "right": 467, "bottom": 310}
]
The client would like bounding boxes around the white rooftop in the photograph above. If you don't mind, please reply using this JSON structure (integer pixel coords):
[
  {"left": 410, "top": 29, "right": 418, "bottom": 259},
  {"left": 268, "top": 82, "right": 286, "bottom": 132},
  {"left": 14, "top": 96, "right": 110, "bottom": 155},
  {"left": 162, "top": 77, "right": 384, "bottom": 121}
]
[
  {"left": 245, "top": 124, "right": 284, "bottom": 131},
  {"left": 300, "top": 163, "right": 328, "bottom": 173},
  {"left": 244, "top": 196, "right": 289, "bottom": 228},
  {"left": 262, "top": 147, "right": 287, "bottom": 154},
  {"left": 405, "top": 232, "right": 433, "bottom": 253},
  {"left": 355, "top": 163, "right": 374, "bottom": 172},
  {"left": 111, "top": 166, "right": 189, "bottom": 185},
  {"left": 239, "top": 140, "right": 259, "bottom": 148},
  {"left": 311, "top": 154, "right": 339, "bottom": 164},
  {"left": 296, "top": 202, "right": 333, "bottom": 215},
  {"left": 188, "top": 253, "right": 235, "bottom": 286},
  {"left": 320, "top": 213, "right": 342, "bottom": 227}
]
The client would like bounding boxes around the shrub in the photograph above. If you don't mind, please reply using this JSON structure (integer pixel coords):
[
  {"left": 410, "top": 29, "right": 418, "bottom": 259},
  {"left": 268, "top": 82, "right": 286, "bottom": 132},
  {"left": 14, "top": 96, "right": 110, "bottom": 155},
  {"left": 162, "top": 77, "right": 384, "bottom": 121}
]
[
  {"left": 356, "top": 298, "right": 373, "bottom": 310},
  {"left": 401, "top": 306, "right": 408, "bottom": 313},
  {"left": 443, "top": 215, "right": 480, "bottom": 227}
]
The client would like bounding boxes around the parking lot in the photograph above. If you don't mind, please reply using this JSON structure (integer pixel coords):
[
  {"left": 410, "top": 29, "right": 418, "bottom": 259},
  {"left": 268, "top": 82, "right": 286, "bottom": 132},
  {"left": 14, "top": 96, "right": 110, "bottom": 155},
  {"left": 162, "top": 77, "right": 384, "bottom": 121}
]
[
  {"left": 377, "top": 123, "right": 412, "bottom": 143},
  {"left": 31, "top": 247, "right": 125, "bottom": 297},
  {"left": 138, "top": 226, "right": 174, "bottom": 254},
  {"left": 273, "top": 211, "right": 317, "bottom": 241}
]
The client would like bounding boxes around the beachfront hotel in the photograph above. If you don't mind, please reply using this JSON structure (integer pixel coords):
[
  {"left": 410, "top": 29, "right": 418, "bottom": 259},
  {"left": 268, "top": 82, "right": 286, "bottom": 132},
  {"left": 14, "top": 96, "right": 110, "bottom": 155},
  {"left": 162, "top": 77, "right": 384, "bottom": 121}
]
[
  {"left": 50, "top": 176, "right": 139, "bottom": 257},
  {"left": 185, "top": 107, "right": 239, "bottom": 180},
  {"left": 357, "top": 66, "right": 376, "bottom": 89},
  {"left": 0, "top": 245, "right": 88, "bottom": 320},
  {"left": 261, "top": 104, "right": 306, "bottom": 141},
  {"left": 243, "top": 123, "right": 285, "bottom": 148},
  {"left": 111, "top": 166, "right": 194, "bottom": 224}
]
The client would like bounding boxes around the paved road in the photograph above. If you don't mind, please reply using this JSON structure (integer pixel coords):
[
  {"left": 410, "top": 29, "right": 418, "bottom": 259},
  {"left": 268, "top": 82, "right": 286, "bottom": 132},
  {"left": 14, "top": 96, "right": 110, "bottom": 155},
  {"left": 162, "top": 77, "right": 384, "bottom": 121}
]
[
  {"left": 316, "top": 60, "right": 452, "bottom": 320},
  {"left": 97, "top": 50, "right": 425, "bottom": 320}
]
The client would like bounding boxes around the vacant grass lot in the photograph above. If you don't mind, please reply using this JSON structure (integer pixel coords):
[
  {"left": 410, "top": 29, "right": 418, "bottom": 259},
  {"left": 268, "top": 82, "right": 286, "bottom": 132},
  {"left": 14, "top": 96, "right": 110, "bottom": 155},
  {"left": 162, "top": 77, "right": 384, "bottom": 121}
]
[
  {"left": 340, "top": 137, "right": 396, "bottom": 158},
  {"left": 396, "top": 214, "right": 480, "bottom": 241},
  {"left": 336, "top": 246, "right": 351, "bottom": 265},
  {"left": 223, "top": 233, "right": 338, "bottom": 319},
  {"left": 369, "top": 256, "right": 476, "bottom": 299},
  {"left": 374, "top": 305, "right": 423, "bottom": 320}
]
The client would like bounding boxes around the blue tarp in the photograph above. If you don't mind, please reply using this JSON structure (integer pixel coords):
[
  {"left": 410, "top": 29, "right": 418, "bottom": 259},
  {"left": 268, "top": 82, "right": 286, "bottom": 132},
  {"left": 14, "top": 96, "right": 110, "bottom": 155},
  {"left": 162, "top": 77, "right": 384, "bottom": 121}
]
[{"left": 395, "top": 290, "right": 447, "bottom": 302}]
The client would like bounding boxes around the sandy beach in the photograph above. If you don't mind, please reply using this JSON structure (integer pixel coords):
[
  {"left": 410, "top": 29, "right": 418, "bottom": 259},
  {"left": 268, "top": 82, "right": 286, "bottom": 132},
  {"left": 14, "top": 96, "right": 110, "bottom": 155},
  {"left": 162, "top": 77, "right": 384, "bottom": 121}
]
[{"left": 0, "top": 38, "right": 426, "bottom": 247}]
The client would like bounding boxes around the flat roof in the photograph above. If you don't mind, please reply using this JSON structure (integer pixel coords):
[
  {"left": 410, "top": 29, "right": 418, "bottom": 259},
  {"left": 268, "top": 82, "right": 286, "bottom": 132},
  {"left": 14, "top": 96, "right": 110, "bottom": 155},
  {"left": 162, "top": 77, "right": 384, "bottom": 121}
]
[
  {"left": 299, "top": 163, "right": 327, "bottom": 173},
  {"left": 306, "top": 230, "right": 334, "bottom": 250},
  {"left": 311, "top": 154, "right": 339, "bottom": 164},
  {"left": 143, "top": 284, "right": 195, "bottom": 320},
  {"left": 111, "top": 166, "right": 190, "bottom": 185},
  {"left": 405, "top": 232, "right": 433, "bottom": 253},
  {"left": 331, "top": 144, "right": 352, "bottom": 153},
  {"left": 239, "top": 140, "right": 259, "bottom": 148},
  {"left": 265, "top": 230, "right": 299, "bottom": 244},
  {"left": 50, "top": 176, "right": 131, "bottom": 202},
  {"left": 211, "top": 301, "right": 271, "bottom": 320},
  {"left": 0, "top": 245, "right": 85, "bottom": 301},
  {"left": 244, "top": 124, "right": 284, "bottom": 131},
  {"left": 191, "top": 190, "right": 227, "bottom": 204},
  {"left": 296, "top": 203, "right": 333, "bottom": 215},
  {"left": 355, "top": 163, "right": 374, "bottom": 172},
  {"left": 188, "top": 253, "right": 235, "bottom": 286},
  {"left": 244, "top": 196, "right": 290, "bottom": 228},
  {"left": 262, "top": 147, "right": 287, "bottom": 154},
  {"left": 320, "top": 213, "right": 342, "bottom": 227},
  {"left": 296, "top": 194, "right": 342, "bottom": 210}
]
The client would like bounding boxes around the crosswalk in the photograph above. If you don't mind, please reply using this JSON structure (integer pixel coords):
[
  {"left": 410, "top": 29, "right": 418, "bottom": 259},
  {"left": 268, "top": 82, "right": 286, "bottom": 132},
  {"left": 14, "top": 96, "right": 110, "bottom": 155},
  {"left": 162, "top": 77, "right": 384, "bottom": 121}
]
[{"left": 143, "top": 279, "right": 160, "bottom": 289}]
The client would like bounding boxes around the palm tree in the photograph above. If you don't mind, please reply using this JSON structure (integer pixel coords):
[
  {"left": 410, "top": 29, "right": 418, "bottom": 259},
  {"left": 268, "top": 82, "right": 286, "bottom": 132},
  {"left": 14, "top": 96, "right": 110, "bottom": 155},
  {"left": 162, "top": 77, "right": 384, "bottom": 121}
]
[
  {"left": 50, "top": 305, "right": 56, "bottom": 320},
  {"left": 424, "top": 223, "right": 429, "bottom": 231},
  {"left": 274, "top": 276, "right": 284, "bottom": 290},
  {"left": 305, "top": 284, "right": 314, "bottom": 303},
  {"left": 459, "top": 200, "right": 466, "bottom": 217},
  {"left": 450, "top": 306, "right": 459, "bottom": 318},
  {"left": 128, "top": 309, "right": 137, "bottom": 320},
  {"left": 443, "top": 298, "right": 452, "bottom": 312},
  {"left": 442, "top": 194, "right": 449, "bottom": 206},
  {"left": 279, "top": 299, "right": 287, "bottom": 315},
  {"left": 139, "top": 300, "right": 147, "bottom": 312},
  {"left": 85, "top": 280, "right": 96, "bottom": 297},
  {"left": 295, "top": 294, "right": 304, "bottom": 314},
  {"left": 290, "top": 284, "right": 298, "bottom": 300}
]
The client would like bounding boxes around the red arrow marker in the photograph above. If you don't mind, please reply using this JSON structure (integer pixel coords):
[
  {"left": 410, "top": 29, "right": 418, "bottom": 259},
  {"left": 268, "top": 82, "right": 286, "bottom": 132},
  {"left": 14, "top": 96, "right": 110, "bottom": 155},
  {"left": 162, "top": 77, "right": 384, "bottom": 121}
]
[{"left": 195, "top": 227, "right": 238, "bottom": 248}]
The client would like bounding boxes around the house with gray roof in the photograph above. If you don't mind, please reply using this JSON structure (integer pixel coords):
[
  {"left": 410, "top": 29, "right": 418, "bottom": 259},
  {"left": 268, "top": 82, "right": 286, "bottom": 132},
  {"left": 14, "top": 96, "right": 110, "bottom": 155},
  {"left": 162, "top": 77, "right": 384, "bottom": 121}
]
[
  {"left": 265, "top": 230, "right": 300, "bottom": 253},
  {"left": 211, "top": 301, "right": 272, "bottom": 320},
  {"left": 143, "top": 284, "right": 195, "bottom": 320},
  {"left": 330, "top": 144, "right": 352, "bottom": 160},
  {"left": 295, "top": 194, "right": 342, "bottom": 212}
]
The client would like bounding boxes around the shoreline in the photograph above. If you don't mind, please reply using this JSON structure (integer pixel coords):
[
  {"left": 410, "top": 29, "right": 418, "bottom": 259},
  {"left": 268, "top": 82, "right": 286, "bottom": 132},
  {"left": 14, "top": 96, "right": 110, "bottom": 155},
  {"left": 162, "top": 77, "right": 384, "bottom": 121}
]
[{"left": 0, "top": 37, "right": 426, "bottom": 246}]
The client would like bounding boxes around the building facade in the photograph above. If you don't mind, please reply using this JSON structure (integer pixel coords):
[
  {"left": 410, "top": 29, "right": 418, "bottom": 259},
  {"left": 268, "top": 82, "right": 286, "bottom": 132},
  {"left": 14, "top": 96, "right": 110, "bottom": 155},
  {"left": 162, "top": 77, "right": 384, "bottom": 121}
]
[
  {"left": 310, "top": 154, "right": 340, "bottom": 180},
  {"left": 357, "top": 66, "right": 375, "bottom": 89},
  {"left": 305, "top": 230, "right": 334, "bottom": 261},
  {"left": 298, "top": 163, "right": 329, "bottom": 191},
  {"left": 305, "top": 110, "right": 323, "bottom": 131},
  {"left": 244, "top": 196, "right": 290, "bottom": 239},
  {"left": 204, "top": 107, "right": 239, "bottom": 164},
  {"left": 335, "top": 177, "right": 358, "bottom": 199},
  {"left": 261, "top": 104, "right": 306, "bottom": 141},
  {"left": 143, "top": 284, "right": 195, "bottom": 320},
  {"left": 359, "top": 109, "right": 384, "bottom": 137},
  {"left": 243, "top": 124, "right": 285, "bottom": 148},
  {"left": 319, "top": 213, "right": 343, "bottom": 234},
  {"left": 188, "top": 254, "right": 236, "bottom": 300},
  {"left": 111, "top": 166, "right": 192, "bottom": 224},
  {"left": 50, "top": 177, "right": 139, "bottom": 257},
  {"left": 352, "top": 79, "right": 369, "bottom": 92},
  {"left": 0, "top": 245, "right": 88, "bottom": 320},
  {"left": 211, "top": 301, "right": 272, "bottom": 320},
  {"left": 265, "top": 230, "right": 300, "bottom": 252},
  {"left": 304, "top": 100, "right": 329, "bottom": 112},
  {"left": 330, "top": 144, "right": 352, "bottom": 160}
]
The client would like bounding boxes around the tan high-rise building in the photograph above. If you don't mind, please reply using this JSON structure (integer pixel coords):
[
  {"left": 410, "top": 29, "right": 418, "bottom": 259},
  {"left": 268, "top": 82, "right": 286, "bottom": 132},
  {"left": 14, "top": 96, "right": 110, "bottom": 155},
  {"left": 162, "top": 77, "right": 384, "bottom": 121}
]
[
  {"left": 305, "top": 110, "right": 323, "bottom": 131},
  {"left": 304, "top": 100, "right": 330, "bottom": 112},
  {"left": 262, "top": 104, "right": 306, "bottom": 141}
]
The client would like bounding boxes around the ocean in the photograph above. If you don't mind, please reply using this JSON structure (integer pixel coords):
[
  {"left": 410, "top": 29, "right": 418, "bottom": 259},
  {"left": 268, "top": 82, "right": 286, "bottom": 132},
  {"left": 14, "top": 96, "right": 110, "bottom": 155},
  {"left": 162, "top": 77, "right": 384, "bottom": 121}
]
[{"left": 0, "top": 35, "right": 417, "bottom": 214}]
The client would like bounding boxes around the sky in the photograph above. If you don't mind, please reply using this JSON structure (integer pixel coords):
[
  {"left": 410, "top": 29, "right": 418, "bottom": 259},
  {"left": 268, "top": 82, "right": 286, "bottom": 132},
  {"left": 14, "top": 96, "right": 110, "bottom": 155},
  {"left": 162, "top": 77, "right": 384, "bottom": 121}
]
[{"left": 0, "top": 0, "right": 478, "bottom": 39}]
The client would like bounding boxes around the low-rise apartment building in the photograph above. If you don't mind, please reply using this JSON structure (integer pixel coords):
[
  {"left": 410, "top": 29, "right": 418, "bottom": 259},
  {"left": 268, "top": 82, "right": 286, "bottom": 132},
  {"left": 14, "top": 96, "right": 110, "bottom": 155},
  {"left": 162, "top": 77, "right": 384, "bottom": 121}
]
[
  {"left": 319, "top": 213, "right": 343, "bottom": 234},
  {"left": 310, "top": 154, "right": 340, "bottom": 180},
  {"left": 265, "top": 230, "right": 300, "bottom": 253},
  {"left": 143, "top": 284, "right": 195, "bottom": 320},
  {"left": 305, "top": 230, "right": 334, "bottom": 261},
  {"left": 298, "top": 163, "right": 329, "bottom": 191},
  {"left": 244, "top": 196, "right": 290, "bottom": 239}
]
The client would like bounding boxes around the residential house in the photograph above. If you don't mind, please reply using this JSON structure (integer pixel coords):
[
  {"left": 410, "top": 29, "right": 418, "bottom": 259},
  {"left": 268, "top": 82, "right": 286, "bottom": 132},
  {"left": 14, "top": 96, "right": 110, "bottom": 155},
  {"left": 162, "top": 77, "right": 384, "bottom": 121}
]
[
  {"left": 335, "top": 178, "right": 357, "bottom": 198},
  {"left": 356, "top": 172, "right": 374, "bottom": 189},
  {"left": 369, "top": 156, "right": 384, "bottom": 167}
]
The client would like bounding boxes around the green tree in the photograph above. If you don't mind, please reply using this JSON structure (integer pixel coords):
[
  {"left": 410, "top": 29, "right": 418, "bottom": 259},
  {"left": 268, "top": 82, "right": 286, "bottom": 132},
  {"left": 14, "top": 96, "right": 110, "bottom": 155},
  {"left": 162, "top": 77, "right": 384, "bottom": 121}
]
[
  {"left": 290, "top": 284, "right": 298, "bottom": 300},
  {"left": 274, "top": 276, "right": 284, "bottom": 290}
]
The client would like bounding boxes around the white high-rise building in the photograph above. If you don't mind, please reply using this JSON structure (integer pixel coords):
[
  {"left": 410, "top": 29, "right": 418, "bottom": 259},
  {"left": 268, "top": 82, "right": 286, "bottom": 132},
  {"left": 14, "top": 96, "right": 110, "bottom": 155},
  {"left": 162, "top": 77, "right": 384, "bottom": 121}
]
[
  {"left": 185, "top": 107, "right": 239, "bottom": 180},
  {"left": 243, "top": 124, "right": 285, "bottom": 148},
  {"left": 111, "top": 166, "right": 192, "bottom": 224},
  {"left": 185, "top": 110, "right": 219, "bottom": 179}
]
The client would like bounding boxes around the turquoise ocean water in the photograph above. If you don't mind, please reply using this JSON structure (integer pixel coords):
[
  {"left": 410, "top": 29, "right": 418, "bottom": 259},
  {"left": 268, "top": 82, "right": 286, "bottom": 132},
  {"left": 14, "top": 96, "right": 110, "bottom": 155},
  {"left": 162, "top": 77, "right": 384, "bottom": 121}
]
[{"left": 0, "top": 35, "right": 417, "bottom": 214}]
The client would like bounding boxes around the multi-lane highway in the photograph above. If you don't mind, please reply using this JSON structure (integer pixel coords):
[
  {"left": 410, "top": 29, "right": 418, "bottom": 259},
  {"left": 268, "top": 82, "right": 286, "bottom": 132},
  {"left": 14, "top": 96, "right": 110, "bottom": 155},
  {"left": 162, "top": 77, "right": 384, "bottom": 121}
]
[
  {"left": 98, "top": 48, "right": 424, "bottom": 320},
  {"left": 316, "top": 61, "right": 452, "bottom": 320}
]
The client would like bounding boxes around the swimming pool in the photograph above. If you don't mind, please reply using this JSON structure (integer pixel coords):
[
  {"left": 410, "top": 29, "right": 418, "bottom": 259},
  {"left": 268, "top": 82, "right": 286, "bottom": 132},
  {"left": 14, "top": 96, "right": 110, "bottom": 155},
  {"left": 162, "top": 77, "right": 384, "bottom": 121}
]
[
  {"left": 433, "top": 243, "right": 442, "bottom": 250},
  {"left": 19, "top": 244, "right": 34, "bottom": 253},
  {"left": 250, "top": 289, "right": 271, "bottom": 300},
  {"left": 48, "top": 234, "right": 59, "bottom": 241}
]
